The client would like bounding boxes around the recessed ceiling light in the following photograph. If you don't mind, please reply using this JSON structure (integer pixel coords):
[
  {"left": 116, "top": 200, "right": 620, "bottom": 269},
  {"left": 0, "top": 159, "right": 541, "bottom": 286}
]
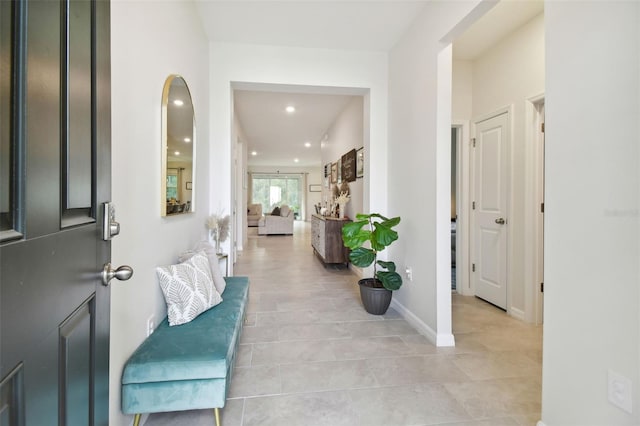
[
  {"left": 285, "top": 106, "right": 295, "bottom": 113},
  {"left": 304, "top": 142, "right": 311, "bottom": 148},
  {"left": 184, "top": 137, "right": 191, "bottom": 143},
  {"left": 173, "top": 99, "right": 184, "bottom": 106},
  {"left": 294, "top": 158, "right": 299, "bottom": 163},
  {"left": 174, "top": 151, "right": 180, "bottom": 156},
  {"left": 251, "top": 151, "right": 257, "bottom": 156}
]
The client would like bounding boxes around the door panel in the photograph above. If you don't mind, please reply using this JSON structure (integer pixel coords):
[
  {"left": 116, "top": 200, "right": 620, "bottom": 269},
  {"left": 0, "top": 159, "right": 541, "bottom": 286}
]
[
  {"left": 0, "top": 0, "right": 111, "bottom": 424},
  {"left": 65, "top": 0, "right": 93, "bottom": 212},
  {"left": 473, "top": 112, "right": 509, "bottom": 309}
]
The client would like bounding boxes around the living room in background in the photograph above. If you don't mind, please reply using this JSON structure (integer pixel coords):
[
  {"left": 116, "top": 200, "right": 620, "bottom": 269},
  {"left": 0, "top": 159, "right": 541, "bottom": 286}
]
[{"left": 251, "top": 173, "right": 302, "bottom": 219}]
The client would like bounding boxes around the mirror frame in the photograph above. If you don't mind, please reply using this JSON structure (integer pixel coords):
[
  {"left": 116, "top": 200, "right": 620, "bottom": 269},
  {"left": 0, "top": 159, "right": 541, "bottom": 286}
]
[{"left": 161, "top": 74, "right": 196, "bottom": 217}]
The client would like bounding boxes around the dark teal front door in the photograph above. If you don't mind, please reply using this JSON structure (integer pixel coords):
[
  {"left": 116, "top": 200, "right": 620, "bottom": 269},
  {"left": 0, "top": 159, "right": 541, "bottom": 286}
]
[{"left": 0, "top": 0, "right": 112, "bottom": 424}]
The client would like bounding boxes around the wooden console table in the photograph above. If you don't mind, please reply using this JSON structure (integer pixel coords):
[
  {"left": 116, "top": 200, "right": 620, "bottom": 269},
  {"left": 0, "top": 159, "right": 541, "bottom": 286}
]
[{"left": 311, "top": 214, "right": 351, "bottom": 265}]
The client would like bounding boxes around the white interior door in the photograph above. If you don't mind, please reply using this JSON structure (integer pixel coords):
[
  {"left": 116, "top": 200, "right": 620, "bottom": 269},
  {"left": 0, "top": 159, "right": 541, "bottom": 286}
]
[{"left": 473, "top": 112, "right": 509, "bottom": 309}]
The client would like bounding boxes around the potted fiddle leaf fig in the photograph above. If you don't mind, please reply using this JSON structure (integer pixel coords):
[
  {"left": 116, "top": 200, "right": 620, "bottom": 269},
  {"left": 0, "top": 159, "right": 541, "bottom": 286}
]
[{"left": 342, "top": 213, "right": 402, "bottom": 315}]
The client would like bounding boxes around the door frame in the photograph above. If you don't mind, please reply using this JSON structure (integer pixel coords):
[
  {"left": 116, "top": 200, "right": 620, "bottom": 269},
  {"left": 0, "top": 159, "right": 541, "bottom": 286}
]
[
  {"left": 452, "top": 120, "right": 471, "bottom": 295},
  {"left": 469, "top": 105, "right": 513, "bottom": 312},
  {"left": 525, "top": 93, "right": 545, "bottom": 324}
]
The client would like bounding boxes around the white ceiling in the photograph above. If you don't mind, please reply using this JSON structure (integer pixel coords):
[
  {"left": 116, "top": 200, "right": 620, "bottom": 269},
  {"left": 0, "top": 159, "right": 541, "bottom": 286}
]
[
  {"left": 198, "top": 1, "right": 543, "bottom": 168},
  {"left": 453, "top": 0, "right": 544, "bottom": 60},
  {"left": 234, "top": 89, "right": 356, "bottom": 167},
  {"left": 195, "top": 1, "right": 430, "bottom": 52}
]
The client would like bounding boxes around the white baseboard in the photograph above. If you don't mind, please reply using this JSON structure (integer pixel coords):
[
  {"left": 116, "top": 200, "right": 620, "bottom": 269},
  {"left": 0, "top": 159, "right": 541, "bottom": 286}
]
[
  {"left": 510, "top": 306, "right": 525, "bottom": 321},
  {"left": 390, "top": 298, "right": 455, "bottom": 347}
]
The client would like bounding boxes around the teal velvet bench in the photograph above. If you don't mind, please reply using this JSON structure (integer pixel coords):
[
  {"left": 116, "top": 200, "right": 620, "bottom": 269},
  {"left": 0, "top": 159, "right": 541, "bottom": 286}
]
[{"left": 121, "top": 277, "right": 250, "bottom": 426}]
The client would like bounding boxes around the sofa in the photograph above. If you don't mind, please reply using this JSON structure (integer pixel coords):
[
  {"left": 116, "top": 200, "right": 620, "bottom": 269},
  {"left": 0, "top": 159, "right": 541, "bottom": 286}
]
[
  {"left": 247, "top": 203, "right": 262, "bottom": 227},
  {"left": 122, "top": 276, "right": 250, "bottom": 426},
  {"left": 258, "top": 204, "right": 294, "bottom": 235}
]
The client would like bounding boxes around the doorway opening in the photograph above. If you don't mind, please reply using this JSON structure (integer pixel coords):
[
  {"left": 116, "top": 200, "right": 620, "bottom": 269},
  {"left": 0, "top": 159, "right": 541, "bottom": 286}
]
[{"left": 449, "top": 1, "right": 545, "bottom": 323}]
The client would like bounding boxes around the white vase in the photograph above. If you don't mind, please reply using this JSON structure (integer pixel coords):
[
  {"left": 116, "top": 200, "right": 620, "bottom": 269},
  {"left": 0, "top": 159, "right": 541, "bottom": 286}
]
[{"left": 339, "top": 203, "right": 346, "bottom": 219}]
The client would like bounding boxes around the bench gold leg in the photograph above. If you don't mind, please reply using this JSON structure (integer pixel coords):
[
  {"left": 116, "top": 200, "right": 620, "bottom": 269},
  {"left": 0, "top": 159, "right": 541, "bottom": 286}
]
[
  {"left": 214, "top": 407, "right": 221, "bottom": 426},
  {"left": 133, "top": 414, "right": 141, "bottom": 426}
]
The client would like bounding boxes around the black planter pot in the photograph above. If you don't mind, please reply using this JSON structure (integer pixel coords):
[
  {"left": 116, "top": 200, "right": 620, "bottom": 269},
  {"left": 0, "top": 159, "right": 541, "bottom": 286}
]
[{"left": 358, "top": 278, "right": 392, "bottom": 315}]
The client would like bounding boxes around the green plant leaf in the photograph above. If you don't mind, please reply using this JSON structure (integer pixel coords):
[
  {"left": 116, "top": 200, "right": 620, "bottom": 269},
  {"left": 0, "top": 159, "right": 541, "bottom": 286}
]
[
  {"left": 372, "top": 223, "right": 398, "bottom": 248},
  {"left": 377, "top": 260, "right": 396, "bottom": 273},
  {"left": 345, "top": 230, "right": 371, "bottom": 249},
  {"left": 349, "top": 247, "right": 376, "bottom": 267},
  {"left": 380, "top": 216, "right": 401, "bottom": 228},
  {"left": 368, "top": 213, "right": 389, "bottom": 221},
  {"left": 355, "top": 213, "right": 374, "bottom": 220},
  {"left": 377, "top": 270, "right": 403, "bottom": 291},
  {"left": 342, "top": 220, "right": 367, "bottom": 238},
  {"left": 342, "top": 220, "right": 371, "bottom": 249}
]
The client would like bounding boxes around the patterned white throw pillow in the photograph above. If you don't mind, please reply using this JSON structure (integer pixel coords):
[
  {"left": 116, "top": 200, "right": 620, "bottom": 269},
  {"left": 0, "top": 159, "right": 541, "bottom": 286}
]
[{"left": 156, "top": 252, "right": 222, "bottom": 326}]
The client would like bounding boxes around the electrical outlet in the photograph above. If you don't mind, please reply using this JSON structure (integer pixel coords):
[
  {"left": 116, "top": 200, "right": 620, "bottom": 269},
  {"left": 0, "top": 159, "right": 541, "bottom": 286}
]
[
  {"left": 608, "top": 369, "right": 633, "bottom": 414},
  {"left": 146, "top": 315, "right": 155, "bottom": 337},
  {"left": 405, "top": 267, "right": 413, "bottom": 281}
]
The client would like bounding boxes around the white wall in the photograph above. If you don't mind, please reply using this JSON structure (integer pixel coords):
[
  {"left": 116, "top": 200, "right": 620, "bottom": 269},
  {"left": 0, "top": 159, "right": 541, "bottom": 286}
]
[
  {"left": 452, "top": 13, "right": 545, "bottom": 319},
  {"left": 209, "top": 42, "right": 389, "bottom": 257},
  {"left": 321, "top": 96, "right": 364, "bottom": 220},
  {"left": 233, "top": 114, "right": 249, "bottom": 250},
  {"left": 110, "top": 2, "right": 210, "bottom": 424},
  {"left": 387, "top": 0, "right": 482, "bottom": 345},
  {"left": 452, "top": 59, "right": 473, "bottom": 121},
  {"left": 542, "top": 2, "right": 640, "bottom": 424}
]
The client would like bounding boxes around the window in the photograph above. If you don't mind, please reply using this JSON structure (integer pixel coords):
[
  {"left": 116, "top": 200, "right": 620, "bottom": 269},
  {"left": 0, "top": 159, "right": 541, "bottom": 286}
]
[
  {"left": 251, "top": 174, "right": 301, "bottom": 218},
  {"left": 166, "top": 170, "right": 178, "bottom": 201}
]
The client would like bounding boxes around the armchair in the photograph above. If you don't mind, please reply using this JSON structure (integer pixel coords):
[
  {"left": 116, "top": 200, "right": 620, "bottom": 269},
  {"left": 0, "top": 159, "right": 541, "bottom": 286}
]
[
  {"left": 258, "top": 204, "right": 294, "bottom": 235},
  {"left": 247, "top": 203, "right": 263, "bottom": 227}
]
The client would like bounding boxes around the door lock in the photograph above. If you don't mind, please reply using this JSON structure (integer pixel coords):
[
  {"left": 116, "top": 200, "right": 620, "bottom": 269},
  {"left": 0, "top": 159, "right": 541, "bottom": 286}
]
[
  {"left": 495, "top": 217, "right": 506, "bottom": 225},
  {"left": 102, "top": 263, "right": 133, "bottom": 286},
  {"left": 102, "top": 202, "right": 121, "bottom": 240}
]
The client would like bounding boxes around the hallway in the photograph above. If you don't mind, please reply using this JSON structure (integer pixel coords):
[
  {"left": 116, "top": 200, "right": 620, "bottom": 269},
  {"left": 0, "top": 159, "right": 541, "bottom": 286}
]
[{"left": 146, "top": 222, "right": 542, "bottom": 426}]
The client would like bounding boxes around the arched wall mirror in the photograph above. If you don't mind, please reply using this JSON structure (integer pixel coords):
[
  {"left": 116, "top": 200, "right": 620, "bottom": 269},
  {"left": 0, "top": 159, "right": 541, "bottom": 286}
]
[{"left": 161, "top": 75, "right": 195, "bottom": 216}]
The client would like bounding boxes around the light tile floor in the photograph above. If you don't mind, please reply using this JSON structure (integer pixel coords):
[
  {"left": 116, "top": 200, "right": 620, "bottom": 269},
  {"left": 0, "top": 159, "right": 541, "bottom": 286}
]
[{"left": 146, "top": 222, "right": 542, "bottom": 426}]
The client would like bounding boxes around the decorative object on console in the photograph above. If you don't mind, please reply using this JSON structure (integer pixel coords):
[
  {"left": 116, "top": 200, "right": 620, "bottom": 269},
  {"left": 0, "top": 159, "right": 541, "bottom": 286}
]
[
  {"left": 341, "top": 213, "right": 403, "bottom": 315},
  {"left": 335, "top": 191, "right": 350, "bottom": 219},
  {"left": 206, "top": 210, "right": 230, "bottom": 254}
]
